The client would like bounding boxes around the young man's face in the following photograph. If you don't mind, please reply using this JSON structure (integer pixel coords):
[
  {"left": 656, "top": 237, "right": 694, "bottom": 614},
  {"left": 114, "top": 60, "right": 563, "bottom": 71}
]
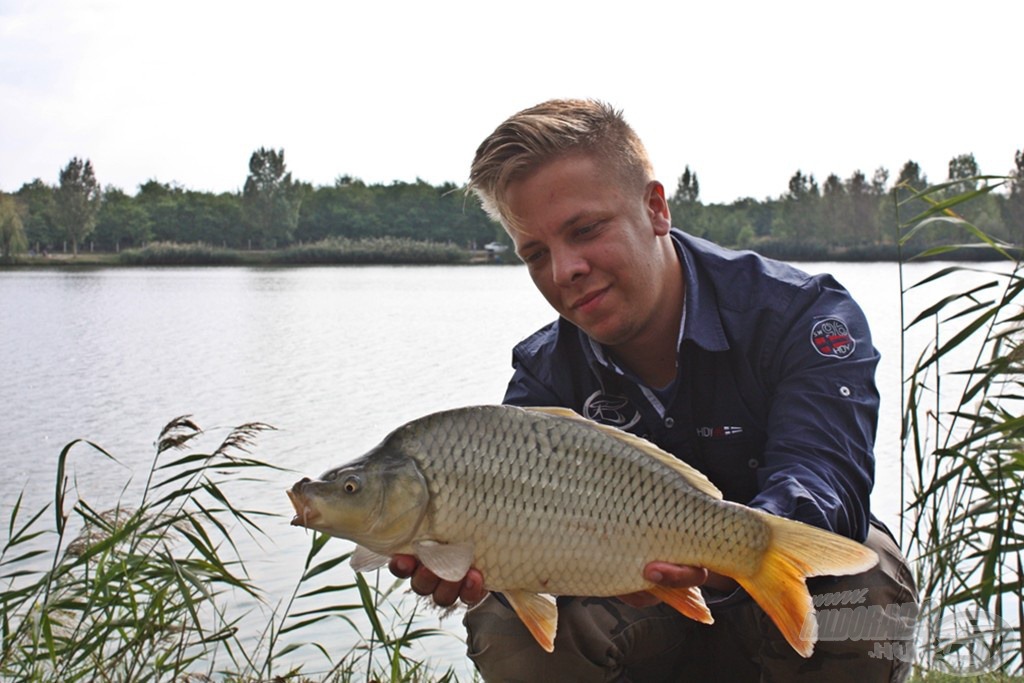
[{"left": 504, "top": 153, "right": 674, "bottom": 350}]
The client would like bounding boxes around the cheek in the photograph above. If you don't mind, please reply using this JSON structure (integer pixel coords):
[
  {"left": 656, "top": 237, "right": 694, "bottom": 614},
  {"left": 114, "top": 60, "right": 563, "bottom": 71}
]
[{"left": 529, "top": 270, "right": 566, "bottom": 309}]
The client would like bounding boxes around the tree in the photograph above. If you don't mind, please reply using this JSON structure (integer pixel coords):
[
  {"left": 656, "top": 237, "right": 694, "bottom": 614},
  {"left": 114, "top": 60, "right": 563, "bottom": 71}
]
[
  {"left": 15, "top": 179, "right": 58, "bottom": 251},
  {"left": 947, "top": 152, "right": 980, "bottom": 190},
  {"left": 894, "top": 160, "right": 930, "bottom": 237},
  {"left": 870, "top": 167, "right": 889, "bottom": 196},
  {"left": 846, "top": 170, "right": 877, "bottom": 244},
  {"left": 773, "top": 170, "right": 822, "bottom": 243},
  {"left": 94, "top": 187, "right": 152, "bottom": 251},
  {"left": 674, "top": 166, "right": 700, "bottom": 203},
  {"left": 242, "top": 148, "right": 301, "bottom": 248},
  {"left": 54, "top": 157, "right": 102, "bottom": 255},
  {"left": 871, "top": 167, "right": 894, "bottom": 243},
  {"left": 136, "top": 180, "right": 186, "bottom": 243},
  {"left": 0, "top": 193, "right": 27, "bottom": 259},
  {"left": 1004, "top": 149, "right": 1024, "bottom": 244},
  {"left": 820, "top": 173, "right": 848, "bottom": 244}
]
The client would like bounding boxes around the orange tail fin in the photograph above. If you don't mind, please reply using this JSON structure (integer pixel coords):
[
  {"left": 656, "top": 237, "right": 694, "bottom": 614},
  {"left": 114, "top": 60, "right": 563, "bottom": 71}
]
[{"left": 735, "top": 513, "right": 878, "bottom": 658}]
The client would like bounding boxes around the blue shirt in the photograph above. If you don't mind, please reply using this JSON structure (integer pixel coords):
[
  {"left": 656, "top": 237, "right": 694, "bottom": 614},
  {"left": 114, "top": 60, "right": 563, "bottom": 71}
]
[{"left": 502, "top": 230, "right": 879, "bottom": 542}]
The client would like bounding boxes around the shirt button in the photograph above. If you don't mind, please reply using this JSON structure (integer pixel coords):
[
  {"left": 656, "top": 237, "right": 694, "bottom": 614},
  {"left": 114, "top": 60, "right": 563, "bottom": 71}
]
[
  {"left": 748, "top": 458, "right": 759, "bottom": 469},
  {"left": 664, "top": 417, "right": 675, "bottom": 428},
  {"left": 839, "top": 385, "right": 851, "bottom": 397}
]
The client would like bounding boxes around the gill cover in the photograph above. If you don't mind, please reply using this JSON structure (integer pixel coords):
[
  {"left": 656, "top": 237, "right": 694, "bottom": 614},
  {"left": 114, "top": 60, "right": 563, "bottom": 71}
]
[{"left": 315, "top": 445, "right": 430, "bottom": 554}]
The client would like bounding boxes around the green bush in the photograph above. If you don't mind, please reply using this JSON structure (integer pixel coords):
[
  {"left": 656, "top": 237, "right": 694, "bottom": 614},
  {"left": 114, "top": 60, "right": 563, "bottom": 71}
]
[
  {"left": 119, "top": 242, "right": 244, "bottom": 265},
  {"left": 271, "top": 237, "right": 468, "bottom": 265}
]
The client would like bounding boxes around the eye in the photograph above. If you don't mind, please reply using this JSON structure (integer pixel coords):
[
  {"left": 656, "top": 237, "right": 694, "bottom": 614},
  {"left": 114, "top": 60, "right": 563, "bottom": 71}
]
[
  {"left": 574, "top": 221, "right": 603, "bottom": 239},
  {"left": 521, "top": 249, "right": 550, "bottom": 271},
  {"left": 343, "top": 475, "right": 361, "bottom": 493}
]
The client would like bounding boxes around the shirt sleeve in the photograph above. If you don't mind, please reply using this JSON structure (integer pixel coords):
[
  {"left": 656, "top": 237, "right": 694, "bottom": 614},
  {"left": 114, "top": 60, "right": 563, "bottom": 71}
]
[
  {"left": 748, "top": 274, "right": 879, "bottom": 542},
  {"left": 502, "top": 353, "right": 564, "bottom": 407}
]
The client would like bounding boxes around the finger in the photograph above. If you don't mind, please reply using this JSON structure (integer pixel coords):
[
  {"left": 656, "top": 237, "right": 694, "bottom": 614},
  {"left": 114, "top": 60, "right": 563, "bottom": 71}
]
[
  {"left": 409, "top": 566, "right": 441, "bottom": 597},
  {"left": 432, "top": 579, "right": 462, "bottom": 608},
  {"left": 459, "top": 569, "right": 487, "bottom": 605},
  {"left": 644, "top": 562, "right": 707, "bottom": 588},
  {"left": 389, "top": 554, "right": 418, "bottom": 579}
]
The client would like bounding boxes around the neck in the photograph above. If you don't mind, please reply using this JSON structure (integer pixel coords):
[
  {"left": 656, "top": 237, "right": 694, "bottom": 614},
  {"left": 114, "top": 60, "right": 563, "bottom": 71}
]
[{"left": 615, "top": 330, "right": 681, "bottom": 389}]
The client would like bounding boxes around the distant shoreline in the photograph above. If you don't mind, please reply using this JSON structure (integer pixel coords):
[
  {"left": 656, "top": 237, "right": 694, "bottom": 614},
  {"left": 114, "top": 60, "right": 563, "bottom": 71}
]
[
  {"left": 2, "top": 243, "right": 1015, "bottom": 268},
  {"left": 0, "top": 249, "right": 508, "bottom": 268}
]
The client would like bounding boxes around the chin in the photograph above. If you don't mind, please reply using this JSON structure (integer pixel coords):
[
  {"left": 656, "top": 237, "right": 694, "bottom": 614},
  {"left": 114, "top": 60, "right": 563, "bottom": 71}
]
[{"left": 579, "top": 321, "right": 630, "bottom": 348}]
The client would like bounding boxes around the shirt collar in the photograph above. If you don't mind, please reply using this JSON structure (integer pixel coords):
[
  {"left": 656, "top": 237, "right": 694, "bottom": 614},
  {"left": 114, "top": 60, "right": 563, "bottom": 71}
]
[{"left": 672, "top": 229, "right": 730, "bottom": 353}]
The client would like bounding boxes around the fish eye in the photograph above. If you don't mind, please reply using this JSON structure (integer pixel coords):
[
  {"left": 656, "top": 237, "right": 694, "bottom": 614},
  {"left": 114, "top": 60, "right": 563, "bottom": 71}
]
[{"left": 343, "top": 475, "right": 361, "bottom": 493}]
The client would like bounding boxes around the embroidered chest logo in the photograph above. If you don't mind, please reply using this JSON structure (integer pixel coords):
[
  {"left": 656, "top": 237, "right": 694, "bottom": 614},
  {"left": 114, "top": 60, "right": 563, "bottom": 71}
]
[
  {"left": 810, "top": 317, "right": 856, "bottom": 359},
  {"left": 582, "top": 392, "right": 641, "bottom": 430},
  {"left": 696, "top": 425, "right": 744, "bottom": 438}
]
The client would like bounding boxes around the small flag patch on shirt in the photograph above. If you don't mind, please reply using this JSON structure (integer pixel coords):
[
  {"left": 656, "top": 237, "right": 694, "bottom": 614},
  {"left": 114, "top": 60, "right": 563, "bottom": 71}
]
[{"left": 696, "top": 425, "right": 744, "bottom": 438}]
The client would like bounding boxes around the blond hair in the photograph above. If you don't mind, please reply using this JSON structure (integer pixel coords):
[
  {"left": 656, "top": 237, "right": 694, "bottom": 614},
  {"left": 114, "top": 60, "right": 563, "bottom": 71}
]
[{"left": 468, "top": 99, "right": 654, "bottom": 228}]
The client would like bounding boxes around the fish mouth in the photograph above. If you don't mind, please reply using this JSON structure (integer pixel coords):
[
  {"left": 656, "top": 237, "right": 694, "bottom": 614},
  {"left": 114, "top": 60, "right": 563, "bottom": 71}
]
[{"left": 287, "top": 479, "right": 322, "bottom": 527}]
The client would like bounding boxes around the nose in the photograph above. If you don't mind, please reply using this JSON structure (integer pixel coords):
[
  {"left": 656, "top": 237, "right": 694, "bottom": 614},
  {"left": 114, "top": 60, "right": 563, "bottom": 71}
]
[
  {"left": 292, "top": 477, "right": 312, "bottom": 493},
  {"left": 550, "top": 245, "right": 588, "bottom": 287}
]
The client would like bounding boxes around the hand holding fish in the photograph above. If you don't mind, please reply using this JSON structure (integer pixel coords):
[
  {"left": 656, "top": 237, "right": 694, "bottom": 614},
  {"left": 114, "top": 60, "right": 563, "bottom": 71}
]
[
  {"left": 389, "top": 554, "right": 487, "bottom": 607},
  {"left": 616, "top": 562, "right": 709, "bottom": 608}
]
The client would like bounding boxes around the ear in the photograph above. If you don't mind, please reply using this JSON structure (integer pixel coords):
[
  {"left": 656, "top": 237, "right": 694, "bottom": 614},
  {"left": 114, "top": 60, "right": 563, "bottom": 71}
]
[{"left": 644, "top": 181, "right": 672, "bottom": 236}]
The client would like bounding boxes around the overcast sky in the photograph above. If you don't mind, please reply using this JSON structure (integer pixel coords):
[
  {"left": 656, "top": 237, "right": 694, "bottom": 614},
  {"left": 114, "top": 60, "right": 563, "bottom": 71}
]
[{"left": 1, "top": 0, "right": 1019, "bottom": 204}]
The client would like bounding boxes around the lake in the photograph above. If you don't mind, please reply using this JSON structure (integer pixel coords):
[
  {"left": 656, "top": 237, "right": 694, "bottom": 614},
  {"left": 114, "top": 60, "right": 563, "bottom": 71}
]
[{"left": 0, "top": 260, "right": 973, "bottom": 677}]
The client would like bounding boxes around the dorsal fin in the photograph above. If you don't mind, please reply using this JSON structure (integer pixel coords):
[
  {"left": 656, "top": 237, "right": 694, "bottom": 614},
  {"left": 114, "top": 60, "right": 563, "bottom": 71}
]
[{"left": 524, "top": 406, "right": 723, "bottom": 500}]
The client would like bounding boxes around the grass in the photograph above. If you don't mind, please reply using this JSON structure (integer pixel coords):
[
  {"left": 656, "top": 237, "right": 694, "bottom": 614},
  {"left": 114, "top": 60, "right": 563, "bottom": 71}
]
[
  {"left": 898, "top": 176, "right": 1024, "bottom": 677},
  {"left": 0, "top": 417, "right": 464, "bottom": 682}
]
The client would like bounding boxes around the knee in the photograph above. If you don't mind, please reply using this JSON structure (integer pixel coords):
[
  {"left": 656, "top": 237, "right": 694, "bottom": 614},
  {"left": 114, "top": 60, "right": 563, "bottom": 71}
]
[{"left": 464, "top": 596, "right": 618, "bottom": 681}]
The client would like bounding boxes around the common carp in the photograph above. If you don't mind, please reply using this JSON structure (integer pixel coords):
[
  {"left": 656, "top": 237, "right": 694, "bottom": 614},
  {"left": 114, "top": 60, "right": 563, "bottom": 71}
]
[{"left": 287, "top": 404, "right": 877, "bottom": 657}]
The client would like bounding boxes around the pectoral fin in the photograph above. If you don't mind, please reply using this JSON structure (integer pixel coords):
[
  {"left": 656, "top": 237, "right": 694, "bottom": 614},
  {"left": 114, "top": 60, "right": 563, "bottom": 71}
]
[
  {"left": 646, "top": 584, "right": 714, "bottom": 624},
  {"left": 351, "top": 545, "right": 390, "bottom": 572},
  {"left": 504, "top": 589, "right": 558, "bottom": 653},
  {"left": 413, "top": 539, "right": 475, "bottom": 582}
]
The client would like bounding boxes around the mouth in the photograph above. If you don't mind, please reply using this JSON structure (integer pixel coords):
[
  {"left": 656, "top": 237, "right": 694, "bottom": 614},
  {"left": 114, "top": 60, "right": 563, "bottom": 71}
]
[
  {"left": 287, "top": 479, "right": 322, "bottom": 527},
  {"left": 571, "top": 286, "right": 609, "bottom": 313}
]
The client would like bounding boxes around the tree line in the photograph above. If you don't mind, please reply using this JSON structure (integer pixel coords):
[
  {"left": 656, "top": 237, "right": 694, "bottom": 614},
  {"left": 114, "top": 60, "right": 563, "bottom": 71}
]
[
  {"left": 2, "top": 147, "right": 1023, "bottom": 261},
  {"left": 669, "top": 152, "right": 1024, "bottom": 259},
  {"left": 0, "top": 148, "right": 501, "bottom": 259}
]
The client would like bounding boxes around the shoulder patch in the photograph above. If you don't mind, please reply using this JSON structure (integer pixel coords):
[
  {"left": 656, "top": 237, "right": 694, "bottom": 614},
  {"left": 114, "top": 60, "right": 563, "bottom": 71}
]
[{"left": 810, "top": 317, "right": 856, "bottom": 359}]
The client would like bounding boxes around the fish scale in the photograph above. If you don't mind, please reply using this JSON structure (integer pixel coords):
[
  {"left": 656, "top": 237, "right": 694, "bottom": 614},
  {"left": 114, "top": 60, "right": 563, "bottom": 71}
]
[
  {"left": 287, "top": 404, "right": 878, "bottom": 657},
  {"left": 391, "top": 406, "right": 767, "bottom": 594}
]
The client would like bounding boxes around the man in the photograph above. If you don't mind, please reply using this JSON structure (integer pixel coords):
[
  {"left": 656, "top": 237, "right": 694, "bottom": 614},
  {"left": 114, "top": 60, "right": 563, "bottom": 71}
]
[{"left": 390, "top": 99, "right": 917, "bottom": 681}]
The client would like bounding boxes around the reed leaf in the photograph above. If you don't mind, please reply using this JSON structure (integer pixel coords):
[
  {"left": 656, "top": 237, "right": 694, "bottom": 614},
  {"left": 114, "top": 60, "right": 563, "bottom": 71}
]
[{"left": 901, "top": 174, "right": 1024, "bottom": 675}]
